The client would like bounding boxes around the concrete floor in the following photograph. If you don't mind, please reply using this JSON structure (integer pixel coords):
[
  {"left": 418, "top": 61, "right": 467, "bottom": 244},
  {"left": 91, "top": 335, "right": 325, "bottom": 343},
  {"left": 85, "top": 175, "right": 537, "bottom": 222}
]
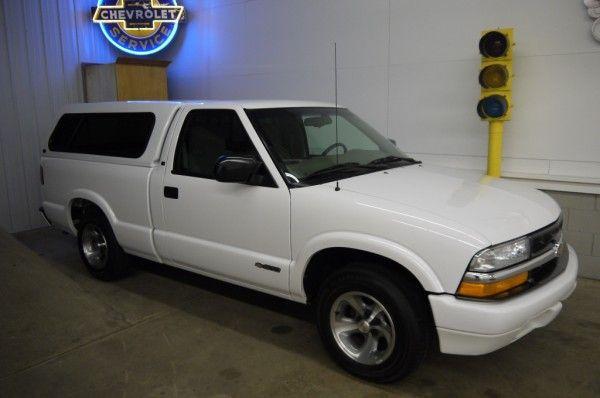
[{"left": 0, "top": 228, "right": 598, "bottom": 397}]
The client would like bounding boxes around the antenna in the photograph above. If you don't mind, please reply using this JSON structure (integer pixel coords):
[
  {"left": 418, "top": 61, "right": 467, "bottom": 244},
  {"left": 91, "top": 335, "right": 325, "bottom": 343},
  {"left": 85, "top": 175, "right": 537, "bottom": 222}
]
[{"left": 334, "top": 42, "right": 340, "bottom": 192}]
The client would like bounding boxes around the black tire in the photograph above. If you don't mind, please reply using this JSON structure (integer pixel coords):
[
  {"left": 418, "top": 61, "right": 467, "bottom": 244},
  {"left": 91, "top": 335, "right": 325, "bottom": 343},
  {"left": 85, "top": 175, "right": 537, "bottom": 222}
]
[
  {"left": 77, "top": 212, "right": 129, "bottom": 281},
  {"left": 316, "top": 263, "right": 432, "bottom": 383}
]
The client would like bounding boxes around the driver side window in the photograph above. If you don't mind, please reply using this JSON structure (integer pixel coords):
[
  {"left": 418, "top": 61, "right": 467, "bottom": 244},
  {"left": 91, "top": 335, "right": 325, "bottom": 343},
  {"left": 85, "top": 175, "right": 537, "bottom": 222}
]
[{"left": 172, "top": 109, "right": 275, "bottom": 187}]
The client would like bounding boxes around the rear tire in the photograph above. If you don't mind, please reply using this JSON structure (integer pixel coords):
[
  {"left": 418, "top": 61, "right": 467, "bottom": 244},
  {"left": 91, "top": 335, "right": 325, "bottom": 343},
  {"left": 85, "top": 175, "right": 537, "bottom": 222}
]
[
  {"left": 316, "top": 263, "right": 432, "bottom": 383},
  {"left": 77, "top": 213, "right": 129, "bottom": 281}
]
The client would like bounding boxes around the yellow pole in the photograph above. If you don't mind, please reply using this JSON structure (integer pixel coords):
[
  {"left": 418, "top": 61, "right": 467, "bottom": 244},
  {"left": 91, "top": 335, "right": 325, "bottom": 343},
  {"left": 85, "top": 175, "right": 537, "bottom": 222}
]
[{"left": 487, "top": 120, "right": 503, "bottom": 177}]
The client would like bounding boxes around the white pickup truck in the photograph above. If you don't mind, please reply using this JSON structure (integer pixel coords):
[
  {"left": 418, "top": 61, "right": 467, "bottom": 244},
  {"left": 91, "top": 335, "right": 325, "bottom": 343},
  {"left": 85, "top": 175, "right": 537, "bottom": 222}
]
[{"left": 41, "top": 100, "right": 578, "bottom": 382}]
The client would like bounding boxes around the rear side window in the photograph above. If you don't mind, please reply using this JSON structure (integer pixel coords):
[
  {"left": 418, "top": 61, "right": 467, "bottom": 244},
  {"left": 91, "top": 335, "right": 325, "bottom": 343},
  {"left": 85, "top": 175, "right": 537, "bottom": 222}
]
[{"left": 48, "top": 113, "right": 155, "bottom": 158}]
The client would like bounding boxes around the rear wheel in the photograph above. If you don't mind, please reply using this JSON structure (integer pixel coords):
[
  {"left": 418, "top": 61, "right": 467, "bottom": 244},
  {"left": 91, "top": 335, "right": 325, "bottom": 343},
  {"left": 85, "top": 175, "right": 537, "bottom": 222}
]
[
  {"left": 78, "top": 214, "right": 129, "bottom": 281},
  {"left": 316, "top": 264, "right": 432, "bottom": 382}
]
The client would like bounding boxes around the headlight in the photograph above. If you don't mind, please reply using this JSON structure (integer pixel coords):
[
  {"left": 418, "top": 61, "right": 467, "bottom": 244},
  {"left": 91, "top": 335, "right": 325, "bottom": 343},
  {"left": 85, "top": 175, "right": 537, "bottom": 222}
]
[
  {"left": 458, "top": 217, "right": 563, "bottom": 299},
  {"left": 469, "top": 237, "right": 530, "bottom": 272}
]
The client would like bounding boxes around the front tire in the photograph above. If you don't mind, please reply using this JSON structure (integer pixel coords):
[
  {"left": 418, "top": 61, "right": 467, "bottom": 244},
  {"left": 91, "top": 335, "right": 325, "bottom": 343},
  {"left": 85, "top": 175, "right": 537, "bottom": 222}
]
[
  {"left": 316, "top": 264, "right": 432, "bottom": 382},
  {"left": 78, "top": 214, "right": 129, "bottom": 281}
]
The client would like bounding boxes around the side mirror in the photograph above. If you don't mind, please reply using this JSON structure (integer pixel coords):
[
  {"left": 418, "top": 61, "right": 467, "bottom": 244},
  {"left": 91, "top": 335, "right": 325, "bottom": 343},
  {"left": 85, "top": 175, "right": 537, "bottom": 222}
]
[
  {"left": 389, "top": 138, "right": 397, "bottom": 146},
  {"left": 215, "top": 156, "right": 260, "bottom": 184}
]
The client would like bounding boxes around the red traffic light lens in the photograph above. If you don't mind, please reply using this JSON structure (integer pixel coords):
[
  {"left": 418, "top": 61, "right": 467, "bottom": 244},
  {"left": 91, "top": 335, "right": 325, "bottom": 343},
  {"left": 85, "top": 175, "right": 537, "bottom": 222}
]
[
  {"left": 479, "top": 31, "right": 509, "bottom": 58},
  {"left": 477, "top": 95, "right": 508, "bottom": 119},
  {"left": 479, "top": 64, "right": 509, "bottom": 89}
]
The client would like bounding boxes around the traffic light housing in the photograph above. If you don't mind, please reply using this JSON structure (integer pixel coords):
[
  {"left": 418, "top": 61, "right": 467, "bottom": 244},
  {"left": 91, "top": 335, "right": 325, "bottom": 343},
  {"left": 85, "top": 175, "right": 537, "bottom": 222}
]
[{"left": 477, "top": 28, "right": 514, "bottom": 121}]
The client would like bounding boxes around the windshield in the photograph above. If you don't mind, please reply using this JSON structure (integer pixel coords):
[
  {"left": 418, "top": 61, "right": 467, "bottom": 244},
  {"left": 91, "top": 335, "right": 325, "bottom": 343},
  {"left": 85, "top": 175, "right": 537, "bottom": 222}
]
[{"left": 245, "top": 107, "right": 418, "bottom": 186}]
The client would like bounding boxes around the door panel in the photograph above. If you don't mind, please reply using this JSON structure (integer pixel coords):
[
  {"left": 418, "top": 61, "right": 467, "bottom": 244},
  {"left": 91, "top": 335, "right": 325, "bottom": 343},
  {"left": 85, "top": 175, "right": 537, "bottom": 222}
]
[{"left": 155, "top": 106, "right": 291, "bottom": 295}]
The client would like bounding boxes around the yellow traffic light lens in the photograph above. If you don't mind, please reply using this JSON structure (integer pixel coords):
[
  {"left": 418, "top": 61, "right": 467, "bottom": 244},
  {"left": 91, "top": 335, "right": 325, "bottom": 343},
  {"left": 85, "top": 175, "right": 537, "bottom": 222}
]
[
  {"left": 479, "top": 64, "right": 509, "bottom": 89},
  {"left": 477, "top": 95, "right": 509, "bottom": 119},
  {"left": 479, "top": 31, "right": 509, "bottom": 58}
]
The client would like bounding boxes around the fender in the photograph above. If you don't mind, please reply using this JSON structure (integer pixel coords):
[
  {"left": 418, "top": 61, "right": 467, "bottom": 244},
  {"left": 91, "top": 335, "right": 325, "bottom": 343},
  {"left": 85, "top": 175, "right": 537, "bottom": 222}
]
[
  {"left": 66, "top": 189, "right": 118, "bottom": 234},
  {"left": 289, "top": 231, "right": 445, "bottom": 301},
  {"left": 65, "top": 188, "right": 159, "bottom": 262}
]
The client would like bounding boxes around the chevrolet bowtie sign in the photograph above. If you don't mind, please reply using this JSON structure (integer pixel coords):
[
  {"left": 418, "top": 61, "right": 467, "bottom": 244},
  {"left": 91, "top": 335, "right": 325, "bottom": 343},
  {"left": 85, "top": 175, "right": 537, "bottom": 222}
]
[{"left": 93, "top": 0, "right": 185, "bottom": 55}]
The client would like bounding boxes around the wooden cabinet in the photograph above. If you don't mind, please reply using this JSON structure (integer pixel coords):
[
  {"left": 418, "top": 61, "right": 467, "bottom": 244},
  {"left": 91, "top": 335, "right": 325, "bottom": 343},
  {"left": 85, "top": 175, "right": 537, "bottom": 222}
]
[{"left": 82, "top": 57, "right": 170, "bottom": 102}]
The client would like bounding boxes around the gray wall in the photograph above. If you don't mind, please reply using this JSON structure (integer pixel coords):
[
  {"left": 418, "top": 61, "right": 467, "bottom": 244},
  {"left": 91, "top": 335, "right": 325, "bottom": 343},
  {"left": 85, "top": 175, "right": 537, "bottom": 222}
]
[
  {"left": 0, "top": 0, "right": 115, "bottom": 232},
  {"left": 0, "top": 0, "right": 599, "bottom": 287},
  {"left": 170, "top": 0, "right": 600, "bottom": 186}
]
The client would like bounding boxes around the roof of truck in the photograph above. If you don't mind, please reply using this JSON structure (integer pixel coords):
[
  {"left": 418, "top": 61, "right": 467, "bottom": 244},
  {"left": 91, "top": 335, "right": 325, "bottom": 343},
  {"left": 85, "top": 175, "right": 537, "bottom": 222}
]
[
  {"left": 186, "top": 100, "right": 335, "bottom": 109},
  {"left": 61, "top": 100, "right": 339, "bottom": 113},
  {"left": 129, "top": 99, "right": 339, "bottom": 109}
]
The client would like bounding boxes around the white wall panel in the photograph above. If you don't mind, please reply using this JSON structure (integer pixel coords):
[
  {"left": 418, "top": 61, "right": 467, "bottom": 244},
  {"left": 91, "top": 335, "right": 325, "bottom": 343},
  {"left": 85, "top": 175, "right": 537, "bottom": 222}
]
[
  {"left": 549, "top": 161, "right": 600, "bottom": 181},
  {"left": 40, "top": 0, "right": 71, "bottom": 120},
  {"left": 0, "top": 0, "right": 115, "bottom": 232},
  {"left": 0, "top": 2, "right": 21, "bottom": 231},
  {"left": 175, "top": 0, "right": 600, "bottom": 189},
  {"left": 328, "top": 0, "right": 389, "bottom": 69},
  {"left": 338, "top": 66, "right": 389, "bottom": 136},
  {"left": 388, "top": 59, "right": 486, "bottom": 156},
  {"left": 1, "top": 0, "right": 599, "bottom": 232},
  {"left": 503, "top": 158, "right": 550, "bottom": 176},
  {"left": 75, "top": 0, "right": 115, "bottom": 64},
  {"left": 57, "top": 0, "right": 84, "bottom": 105},
  {"left": 3, "top": 1, "right": 41, "bottom": 229},
  {"left": 506, "top": 52, "right": 600, "bottom": 162},
  {"left": 165, "top": 0, "right": 210, "bottom": 100},
  {"left": 389, "top": 0, "right": 599, "bottom": 64},
  {"left": 206, "top": 1, "right": 247, "bottom": 76},
  {"left": 205, "top": 69, "right": 333, "bottom": 101}
]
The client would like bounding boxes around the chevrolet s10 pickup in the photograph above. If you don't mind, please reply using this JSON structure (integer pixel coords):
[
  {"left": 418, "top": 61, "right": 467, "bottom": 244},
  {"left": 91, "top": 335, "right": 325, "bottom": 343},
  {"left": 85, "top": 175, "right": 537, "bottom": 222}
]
[{"left": 40, "top": 100, "right": 577, "bottom": 381}]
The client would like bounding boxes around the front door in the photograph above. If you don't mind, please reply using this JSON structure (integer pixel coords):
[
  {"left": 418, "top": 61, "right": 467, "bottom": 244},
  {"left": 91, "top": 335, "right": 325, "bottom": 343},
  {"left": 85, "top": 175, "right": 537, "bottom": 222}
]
[{"left": 154, "top": 106, "right": 291, "bottom": 296}]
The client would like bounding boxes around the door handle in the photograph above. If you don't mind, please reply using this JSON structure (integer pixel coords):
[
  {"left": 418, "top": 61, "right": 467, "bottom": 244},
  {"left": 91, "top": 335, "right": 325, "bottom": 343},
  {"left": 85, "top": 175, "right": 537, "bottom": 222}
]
[{"left": 164, "top": 186, "right": 179, "bottom": 199}]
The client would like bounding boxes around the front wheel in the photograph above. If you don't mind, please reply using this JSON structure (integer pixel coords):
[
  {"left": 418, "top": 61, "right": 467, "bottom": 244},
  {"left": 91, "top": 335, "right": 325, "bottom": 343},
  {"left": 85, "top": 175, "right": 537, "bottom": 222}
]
[{"left": 316, "top": 264, "right": 432, "bottom": 382}]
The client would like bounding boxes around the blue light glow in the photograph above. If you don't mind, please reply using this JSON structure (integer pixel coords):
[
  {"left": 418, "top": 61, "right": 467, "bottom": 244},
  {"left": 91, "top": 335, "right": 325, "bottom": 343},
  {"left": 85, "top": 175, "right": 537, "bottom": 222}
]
[{"left": 96, "top": 0, "right": 182, "bottom": 56}]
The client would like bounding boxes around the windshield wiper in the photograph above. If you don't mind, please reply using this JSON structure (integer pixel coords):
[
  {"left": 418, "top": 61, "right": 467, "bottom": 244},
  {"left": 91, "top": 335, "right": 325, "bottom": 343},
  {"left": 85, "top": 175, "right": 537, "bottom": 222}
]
[
  {"left": 303, "top": 162, "right": 364, "bottom": 181},
  {"left": 367, "top": 155, "right": 421, "bottom": 166},
  {"left": 302, "top": 158, "right": 417, "bottom": 182}
]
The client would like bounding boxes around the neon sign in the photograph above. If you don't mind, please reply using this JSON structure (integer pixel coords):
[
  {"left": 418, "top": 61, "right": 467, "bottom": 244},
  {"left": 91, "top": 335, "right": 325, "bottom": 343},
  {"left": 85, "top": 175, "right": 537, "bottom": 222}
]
[{"left": 93, "top": 0, "right": 184, "bottom": 56}]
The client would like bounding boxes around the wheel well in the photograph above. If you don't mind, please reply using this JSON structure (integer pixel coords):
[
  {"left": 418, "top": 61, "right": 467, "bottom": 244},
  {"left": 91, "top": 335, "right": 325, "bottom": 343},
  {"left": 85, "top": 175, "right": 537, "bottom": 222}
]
[
  {"left": 303, "top": 248, "right": 428, "bottom": 305},
  {"left": 70, "top": 198, "right": 105, "bottom": 231}
]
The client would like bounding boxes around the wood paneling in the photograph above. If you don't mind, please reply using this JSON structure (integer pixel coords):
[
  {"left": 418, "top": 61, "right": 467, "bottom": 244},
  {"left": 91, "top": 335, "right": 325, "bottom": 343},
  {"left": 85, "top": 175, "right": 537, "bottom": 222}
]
[
  {"left": 83, "top": 59, "right": 170, "bottom": 102},
  {"left": 115, "top": 59, "right": 170, "bottom": 101},
  {"left": 83, "top": 63, "right": 118, "bottom": 102}
]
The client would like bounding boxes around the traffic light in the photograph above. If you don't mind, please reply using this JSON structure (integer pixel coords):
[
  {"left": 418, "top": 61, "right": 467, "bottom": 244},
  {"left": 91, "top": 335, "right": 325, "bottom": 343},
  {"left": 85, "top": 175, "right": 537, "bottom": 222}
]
[
  {"left": 477, "top": 28, "right": 514, "bottom": 121},
  {"left": 478, "top": 28, "right": 515, "bottom": 177}
]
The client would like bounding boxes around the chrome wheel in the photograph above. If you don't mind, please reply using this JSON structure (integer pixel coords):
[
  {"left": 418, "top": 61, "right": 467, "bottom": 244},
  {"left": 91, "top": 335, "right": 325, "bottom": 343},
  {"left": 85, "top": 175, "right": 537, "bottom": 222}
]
[
  {"left": 81, "top": 224, "right": 108, "bottom": 270},
  {"left": 329, "top": 291, "right": 396, "bottom": 366}
]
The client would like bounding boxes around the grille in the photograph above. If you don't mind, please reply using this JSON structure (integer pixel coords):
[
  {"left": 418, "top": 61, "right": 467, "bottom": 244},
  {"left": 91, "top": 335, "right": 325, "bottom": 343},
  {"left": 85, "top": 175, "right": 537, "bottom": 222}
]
[
  {"left": 529, "top": 218, "right": 562, "bottom": 258},
  {"left": 529, "top": 257, "right": 559, "bottom": 285},
  {"left": 491, "top": 251, "right": 567, "bottom": 300}
]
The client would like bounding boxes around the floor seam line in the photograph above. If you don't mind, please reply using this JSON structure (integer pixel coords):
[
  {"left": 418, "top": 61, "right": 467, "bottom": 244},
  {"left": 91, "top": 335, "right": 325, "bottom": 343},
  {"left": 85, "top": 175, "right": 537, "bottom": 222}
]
[{"left": 0, "top": 309, "right": 174, "bottom": 381}]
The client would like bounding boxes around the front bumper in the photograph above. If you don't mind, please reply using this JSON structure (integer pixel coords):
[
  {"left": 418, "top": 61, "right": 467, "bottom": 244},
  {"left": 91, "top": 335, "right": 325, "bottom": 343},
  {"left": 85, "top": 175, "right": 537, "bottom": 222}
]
[{"left": 429, "top": 244, "right": 578, "bottom": 355}]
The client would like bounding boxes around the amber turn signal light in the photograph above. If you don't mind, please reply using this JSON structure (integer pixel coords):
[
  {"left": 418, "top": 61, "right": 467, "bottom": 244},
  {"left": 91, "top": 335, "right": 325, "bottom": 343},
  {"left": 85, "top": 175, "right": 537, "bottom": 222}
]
[{"left": 457, "top": 271, "right": 528, "bottom": 298}]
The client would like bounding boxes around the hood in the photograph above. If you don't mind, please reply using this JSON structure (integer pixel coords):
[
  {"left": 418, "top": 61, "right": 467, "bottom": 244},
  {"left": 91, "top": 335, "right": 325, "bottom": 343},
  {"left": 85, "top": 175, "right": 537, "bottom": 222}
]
[{"left": 334, "top": 164, "right": 561, "bottom": 245}]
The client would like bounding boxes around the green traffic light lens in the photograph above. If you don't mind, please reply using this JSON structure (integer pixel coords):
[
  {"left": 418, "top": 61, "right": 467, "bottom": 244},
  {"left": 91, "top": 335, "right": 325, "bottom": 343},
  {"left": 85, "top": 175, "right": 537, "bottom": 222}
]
[
  {"left": 479, "top": 64, "right": 509, "bottom": 89},
  {"left": 477, "top": 95, "right": 508, "bottom": 119},
  {"left": 479, "top": 31, "right": 509, "bottom": 58}
]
